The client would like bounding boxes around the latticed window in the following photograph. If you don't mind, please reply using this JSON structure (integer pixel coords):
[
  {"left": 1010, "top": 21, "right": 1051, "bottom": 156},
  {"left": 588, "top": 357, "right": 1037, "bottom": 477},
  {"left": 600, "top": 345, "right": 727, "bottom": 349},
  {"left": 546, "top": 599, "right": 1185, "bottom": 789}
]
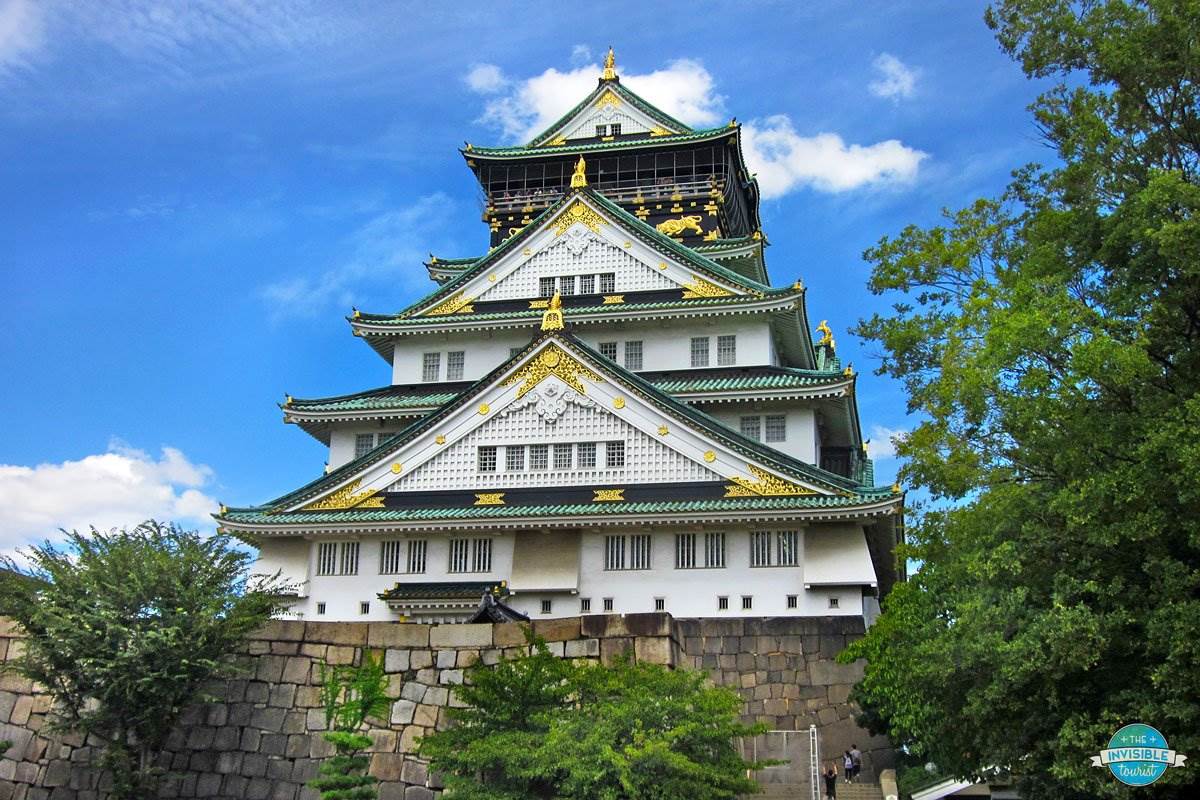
[
  {"left": 579, "top": 274, "right": 595, "bottom": 294},
  {"left": 742, "top": 595, "right": 753, "bottom": 610},
  {"left": 354, "top": 433, "right": 375, "bottom": 458},
  {"left": 580, "top": 597, "right": 592, "bottom": 613},
  {"left": 595, "top": 124, "right": 607, "bottom": 137},
  {"left": 603, "top": 597, "right": 614, "bottom": 611},
  {"left": 776, "top": 530, "right": 799, "bottom": 566},
  {"left": 624, "top": 340, "right": 643, "bottom": 370},
  {"left": 530, "top": 444, "right": 548, "bottom": 471},
  {"left": 705, "top": 532, "right": 726, "bottom": 568},
  {"left": 787, "top": 594, "right": 799, "bottom": 609},
  {"left": 599, "top": 341, "right": 618, "bottom": 360},
  {"left": 718, "top": 596, "right": 729, "bottom": 610},
  {"left": 750, "top": 531, "right": 799, "bottom": 567},
  {"left": 472, "top": 538, "right": 492, "bottom": 572},
  {"left": 559, "top": 275, "right": 576, "bottom": 295},
  {"left": 407, "top": 540, "right": 427, "bottom": 574},
  {"left": 690, "top": 337, "right": 710, "bottom": 367},
  {"left": 765, "top": 415, "right": 787, "bottom": 442},
  {"left": 578, "top": 442, "right": 596, "bottom": 468},
  {"left": 675, "top": 533, "right": 696, "bottom": 569},
  {"left": 717, "top": 335, "right": 737, "bottom": 365},
  {"left": 554, "top": 443, "right": 573, "bottom": 470},
  {"left": 316, "top": 542, "right": 338, "bottom": 576},
  {"left": 739, "top": 417, "right": 761, "bottom": 441},
  {"left": 446, "top": 351, "right": 465, "bottom": 380},
  {"left": 541, "top": 599, "right": 553, "bottom": 614},
  {"left": 630, "top": 534, "right": 651, "bottom": 570},
  {"left": 654, "top": 597, "right": 665, "bottom": 611},
  {"left": 422, "top": 352, "right": 440, "bottom": 382},
  {"left": 605, "top": 440, "right": 625, "bottom": 468},
  {"left": 379, "top": 540, "right": 403, "bottom": 574},
  {"left": 448, "top": 539, "right": 469, "bottom": 573},
  {"left": 749, "top": 531, "right": 773, "bottom": 567},
  {"left": 604, "top": 535, "right": 625, "bottom": 570},
  {"left": 477, "top": 446, "right": 497, "bottom": 472},
  {"left": 611, "top": 123, "right": 622, "bottom": 136},
  {"left": 505, "top": 445, "right": 526, "bottom": 472},
  {"left": 339, "top": 542, "right": 359, "bottom": 575},
  {"left": 539, "top": 277, "right": 556, "bottom": 297},
  {"left": 599, "top": 273, "right": 616, "bottom": 293}
]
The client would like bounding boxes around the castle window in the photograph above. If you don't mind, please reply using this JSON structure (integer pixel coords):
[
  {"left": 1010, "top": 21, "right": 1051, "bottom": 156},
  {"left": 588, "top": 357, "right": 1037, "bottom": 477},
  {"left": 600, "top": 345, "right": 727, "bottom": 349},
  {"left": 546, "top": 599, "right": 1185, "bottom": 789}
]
[
  {"left": 704, "top": 532, "right": 726, "bottom": 568},
  {"left": 829, "top": 597, "right": 840, "bottom": 609},
  {"left": 317, "top": 541, "right": 359, "bottom": 576},
  {"left": 505, "top": 445, "right": 526, "bottom": 472},
  {"left": 739, "top": 416, "right": 761, "bottom": 441},
  {"left": 777, "top": 530, "right": 799, "bottom": 566},
  {"left": 595, "top": 124, "right": 607, "bottom": 137},
  {"left": 599, "top": 341, "right": 618, "bottom": 360},
  {"left": 603, "top": 597, "right": 614, "bottom": 612},
  {"left": 787, "top": 594, "right": 799, "bottom": 609},
  {"left": 580, "top": 597, "right": 592, "bottom": 613},
  {"left": 446, "top": 351, "right": 465, "bottom": 381},
  {"left": 605, "top": 440, "right": 625, "bottom": 468},
  {"left": 422, "top": 352, "right": 441, "bottom": 382},
  {"left": 675, "top": 533, "right": 696, "bottom": 569},
  {"left": 717, "top": 335, "right": 737, "bottom": 365},
  {"left": 340, "top": 542, "right": 360, "bottom": 575},
  {"left": 530, "top": 444, "right": 549, "bottom": 471},
  {"left": 765, "top": 415, "right": 787, "bottom": 442},
  {"left": 473, "top": 539, "right": 492, "bottom": 572},
  {"left": 750, "top": 531, "right": 799, "bottom": 567},
  {"left": 623, "top": 340, "right": 643, "bottom": 370},
  {"left": 578, "top": 442, "right": 596, "bottom": 468},
  {"left": 541, "top": 599, "right": 553, "bottom": 615},
  {"left": 604, "top": 536, "right": 625, "bottom": 570},
  {"left": 554, "top": 443, "right": 573, "bottom": 470},
  {"left": 316, "top": 602, "right": 326, "bottom": 615},
  {"left": 380, "top": 540, "right": 403, "bottom": 574},
  {"left": 717, "top": 596, "right": 728, "bottom": 611},
  {"left": 630, "top": 534, "right": 652, "bottom": 570},
  {"left": 449, "top": 538, "right": 492, "bottom": 573},
  {"left": 359, "top": 601, "right": 370, "bottom": 615},
  {"left": 477, "top": 446, "right": 498, "bottom": 472},
  {"left": 654, "top": 597, "right": 665, "bottom": 611},
  {"left": 559, "top": 275, "right": 576, "bottom": 295},
  {"left": 611, "top": 123, "right": 622, "bottom": 136},
  {"left": 354, "top": 433, "right": 376, "bottom": 458},
  {"left": 690, "top": 337, "right": 710, "bottom": 367},
  {"left": 406, "top": 540, "right": 427, "bottom": 574},
  {"left": 742, "top": 595, "right": 753, "bottom": 610},
  {"left": 580, "top": 274, "right": 595, "bottom": 294},
  {"left": 540, "top": 277, "right": 557, "bottom": 297},
  {"left": 599, "top": 273, "right": 616, "bottom": 293}
]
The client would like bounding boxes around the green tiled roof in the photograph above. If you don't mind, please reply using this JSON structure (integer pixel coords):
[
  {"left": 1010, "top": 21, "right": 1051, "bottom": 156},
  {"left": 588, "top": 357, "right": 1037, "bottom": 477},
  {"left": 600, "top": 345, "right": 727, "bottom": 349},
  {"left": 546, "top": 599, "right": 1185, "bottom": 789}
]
[
  {"left": 423, "top": 236, "right": 762, "bottom": 274},
  {"left": 221, "top": 492, "right": 897, "bottom": 526},
  {"left": 378, "top": 581, "right": 503, "bottom": 600},
  {"left": 471, "top": 126, "right": 732, "bottom": 159},
  {"left": 523, "top": 76, "right": 694, "bottom": 148}
]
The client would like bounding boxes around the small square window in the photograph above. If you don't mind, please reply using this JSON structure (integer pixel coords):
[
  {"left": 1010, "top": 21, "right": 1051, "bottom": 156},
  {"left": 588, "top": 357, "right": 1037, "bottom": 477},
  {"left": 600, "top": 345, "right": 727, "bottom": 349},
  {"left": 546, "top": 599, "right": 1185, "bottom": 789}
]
[
  {"left": 595, "top": 124, "right": 607, "bottom": 137},
  {"left": 505, "top": 445, "right": 526, "bottom": 472},
  {"left": 599, "top": 273, "right": 616, "bottom": 293},
  {"left": 605, "top": 440, "right": 625, "bottom": 468},
  {"left": 530, "top": 444, "right": 549, "bottom": 471},
  {"left": 654, "top": 597, "right": 665, "bottom": 611},
  {"left": 739, "top": 416, "right": 761, "bottom": 442},
  {"left": 541, "top": 599, "right": 553, "bottom": 615},
  {"left": 623, "top": 340, "right": 643, "bottom": 370},
  {"left": 829, "top": 597, "right": 840, "bottom": 609},
  {"left": 559, "top": 275, "right": 576, "bottom": 295},
  {"left": 742, "top": 595, "right": 753, "bottom": 610},
  {"left": 717, "top": 596, "right": 729, "bottom": 611},
  {"left": 316, "top": 602, "right": 327, "bottom": 615},
  {"left": 422, "top": 352, "right": 441, "bottom": 382},
  {"left": 690, "top": 337, "right": 710, "bottom": 368},
  {"left": 580, "top": 597, "right": 592, "bottom": 613},
  {"left": 765, "top": 415, "right": 787, "bottom": 443},
  {"left": 603, "top": 597, "right": 614, "bottom": 612},
  {"left": 446, "top": 351, "right": 465, "bottom": 381},
  {"left": 553, "top": 443, "right": 573, "bottom": 470},
  {"left": 717, "top": 335, "right": 737, "bottom": 366},
  {"left": 477, "top": 446, "right": 497, "bottom": 472},
  {"left": 359, "top": 601, "right": 370, "bottom": 615},
  {"left": 579, "top": 274, "right": 595, "bottom": 294},
  {"left": 599, "top": 341, "right": 618, "bottom": 360},
  {"left": 787, "top": 594, "right": 798, "bottom": 609},
  {"left": 354, "top": 433, "right": 375, "bottom": 459},
  {"left": 578, "top": 442, "right": 596, "bottom": 468},
  {"left": 611, "top": 123, "right": 622, "bottom": 136},
  {"left": 539, "top": 277, "right": 557, "bottom": 297}
]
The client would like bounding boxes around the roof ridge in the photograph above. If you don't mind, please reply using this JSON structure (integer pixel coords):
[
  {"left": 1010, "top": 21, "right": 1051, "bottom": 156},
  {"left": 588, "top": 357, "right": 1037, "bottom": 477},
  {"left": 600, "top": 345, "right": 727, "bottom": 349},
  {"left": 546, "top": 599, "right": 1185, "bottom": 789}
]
[{"left": 525, "top": 78, "right": 694, "bottom": 148}]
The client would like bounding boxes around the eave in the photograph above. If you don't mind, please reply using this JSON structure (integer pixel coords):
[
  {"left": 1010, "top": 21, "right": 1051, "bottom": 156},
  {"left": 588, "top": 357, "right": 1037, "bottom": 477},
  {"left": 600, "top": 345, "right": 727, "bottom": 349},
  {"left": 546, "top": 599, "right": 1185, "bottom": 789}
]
[{"left": 466, "top": 125, "right": 731, "bottom": 161}]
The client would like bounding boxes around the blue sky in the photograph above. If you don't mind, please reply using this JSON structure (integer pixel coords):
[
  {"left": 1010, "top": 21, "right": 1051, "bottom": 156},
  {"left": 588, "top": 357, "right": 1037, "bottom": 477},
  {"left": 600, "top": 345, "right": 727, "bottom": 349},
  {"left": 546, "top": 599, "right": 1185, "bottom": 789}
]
[{"left": 0, "top": 1, "right": 1052, "bottom": 553}]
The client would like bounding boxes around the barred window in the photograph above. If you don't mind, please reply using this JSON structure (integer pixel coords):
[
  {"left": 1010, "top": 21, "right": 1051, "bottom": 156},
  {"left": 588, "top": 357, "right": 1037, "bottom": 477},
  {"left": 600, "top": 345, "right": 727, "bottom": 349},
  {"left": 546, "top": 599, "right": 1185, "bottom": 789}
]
[
  {"left": 446, "top": 351, "right": 465, "bottom": 381},
  {"left": 599, "top": 273, "right": 616, "bottom": 293},
  {"left": 530, "top": 444, "right": 549, "bottom": 471},
  {"left": 605, "top": 440, "right": 625, "bottom": 468},
  {"left": 559, "top": 275, "right": 576, "bottom": 295},
  {"left": 406, "top": 540, "right": 427, "bottom": 574},
  {"left": 630, "top": 534, "right": 652, "bottom": 570},
  {"left": 316, "top": 542, "right": 338, "bottom": 576},
  {"left": 765, "top": 415, "right": 787, "bottom": 443},
  {"left": 829, "top": 597, "right": 840, "bottom": 609},
  {"left": 359, "top": 601, "right": 370, "bottom": 615},
  {"left": 599, "top": 341, "right": 618, "bottom": 360},
  {"left": 787, "top": 594, "right": 799, "bottom": 609},
  {"left": 477, "top": 446, "right": 497, "bottom": 472},
  {"left": 690, "top": 337, "right": 710, "bottom": 367},
  {"left": 578, "top": 442, "right": 596, "bottom": 468},
  {"left": 541, "top": 599, "right": 553, "bottom": 614},
  {"left": 776, "top": 530, "right": 799, "bottom": 566},
  {"left": 595, "top": 124, "right": 607, "bottom": 137},
  {"left": 603, "top": 597, "right": 614, "bottom": 611},
  {"left": 448, "top": 539, "right": 469, "bottom": 573},
  {"left": 742, "top": 595, "right": 753, "bottom": 610},
  {"left": 611, "top": 123, "right": 622, "bottom": 136},
  {"left": 704, "top": 532, "right": 726, "bottom": 568},
  {"left": 717, "top": 596, "right": 729, "bottom": 610},
  {"left": 316, "top": 602, "right": 326, "bottom": 615},
  {"left": 750, "top": 531, "right": 773, "bottom": 567},
  {"left": 580, "top": 597, "right": 592, "bottom": 613},
  {"left": 539, "top": 277, "right": 557, "bottom": 297},
  {"left": 675, "top": 533, "right": 696, "bottom": 569},
  {"left": 339, "top": 542, "right": 359, "bottom": 575},
  {"left": 472, "top": 538, "right": 492, "bottom": 572},
  {"left": 717, "top": 335, "right": 737, "bottom": 366},
  {"left": 750, "top": 531, "right": 799, "bottom": 567},
  {"left": 623, "top": 340, "right": 643, "bottom": 370},
  {"left": 604, "top": 535, "right": 625, "bottom": 570},
  {"left": 654, "top": 597, "right": 665, "bottom": 611},
  {"left": 739, "top": 416, "right": 761, "bottom": 441},
  {"left": 379, "top": 540, "right": 403, "bottom": 574},
  {"left": 354, "top": 433, "right": 375, "bottom": 458},
  {"left": 553, "top": 443, "right": 573, "bottom": 470},
  {"left": 505, "top": 445, "right": 526, "bottom": 472},
  {"left": 422, "top": 352, "right": 440, "bottom": 382},
  {"left": 579, "top": 274, "right": 595, "bottom": 294}
]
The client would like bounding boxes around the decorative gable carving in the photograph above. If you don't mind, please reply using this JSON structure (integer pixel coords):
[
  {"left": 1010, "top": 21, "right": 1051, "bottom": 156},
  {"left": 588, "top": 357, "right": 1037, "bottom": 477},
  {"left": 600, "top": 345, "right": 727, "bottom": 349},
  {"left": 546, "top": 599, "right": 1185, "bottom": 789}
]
[
  {"left": 551, "top": 88, "right": 683, "bottom": 143},
  {"left": 475, "top": 236, "right": 676, "bottom": 301}
]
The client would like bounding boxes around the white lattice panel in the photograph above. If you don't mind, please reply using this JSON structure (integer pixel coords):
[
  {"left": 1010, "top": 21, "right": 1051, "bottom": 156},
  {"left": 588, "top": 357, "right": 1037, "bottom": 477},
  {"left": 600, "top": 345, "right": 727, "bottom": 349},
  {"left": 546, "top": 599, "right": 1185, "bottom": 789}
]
[
  {"left": 477, "top": 236, "right": 676, "bottom": 301},
  {"left": 394, "top": 391, "right": 720, "bottom": 491},
  {"left": 561, "top": 107, "right": 651, "bottom": 140}
]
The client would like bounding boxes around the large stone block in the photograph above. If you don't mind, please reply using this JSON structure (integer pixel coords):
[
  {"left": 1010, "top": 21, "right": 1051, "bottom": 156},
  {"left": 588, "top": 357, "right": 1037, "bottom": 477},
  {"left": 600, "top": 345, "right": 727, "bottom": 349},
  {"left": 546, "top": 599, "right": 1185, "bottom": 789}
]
[
  {"left": 533, "top": 616, "right": 581, "bottom": 642},
  {"left": 808, "top": 658, "right": 866, "bottom": 686},
  {"left": 401, "top": 758, "right": 429, "bottom": 786},
  {"left": 582, "top": 612, "right": 670, "bottom": 639},
  {"left": 492, "top": 622, "right": 531, "bottom": 647},
  {"left": 368, "top": 623, "right": 430, "bottom": 649},
  {"left": 633, "top": 636, "right": 672, "bottom": 666},
  {"left": 384, "top": 649, "right": 410, "bottom": 673},
  {"left": 429, "top": 623, "right": 492, "bottom": 648},
  {"left": 564, "top": 638, "right": 599, "bottom": 658},
  {"left": 599, "top": 636, "right": 634, "bottom": 665},
  {"left": 391, "top": 699, "right": 416, "bottom": 725},
  {"left": 695, "top": 618, "right": 745, "bottom": 637},
  {"left": 369, "top": 753, "right": 405, "bottom": 781},
  {"left": 281, "top": 656, "right": 311, "bottom": 685},
  {"left": 405, "top": 787, "right": 436, "bottom": 800},
  {"left": 303, "top": 621, "right": 368, "bottom": 646}
]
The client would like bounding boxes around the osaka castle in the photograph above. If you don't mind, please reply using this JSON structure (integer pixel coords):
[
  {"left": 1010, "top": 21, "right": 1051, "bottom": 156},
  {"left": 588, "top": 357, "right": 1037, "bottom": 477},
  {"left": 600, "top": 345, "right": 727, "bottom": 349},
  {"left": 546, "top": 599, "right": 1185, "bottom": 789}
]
[{"left": 216, "top": 50, "right": 904, "bottom": 624}]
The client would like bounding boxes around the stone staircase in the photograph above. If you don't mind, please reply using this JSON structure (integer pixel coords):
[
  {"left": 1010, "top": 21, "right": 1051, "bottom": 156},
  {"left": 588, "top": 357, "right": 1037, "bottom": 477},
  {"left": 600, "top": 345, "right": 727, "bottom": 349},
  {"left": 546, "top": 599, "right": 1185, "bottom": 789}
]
[{"left": 754, "top": 781, "right": 884, "bottom": 800}]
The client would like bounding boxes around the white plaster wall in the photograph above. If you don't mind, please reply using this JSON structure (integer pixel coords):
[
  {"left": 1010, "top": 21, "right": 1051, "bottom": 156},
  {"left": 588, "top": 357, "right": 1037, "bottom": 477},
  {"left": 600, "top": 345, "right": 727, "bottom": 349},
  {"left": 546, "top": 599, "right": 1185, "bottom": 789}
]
[
  {"left": 254, "top": 539, "right": 311, "bottom": 597},
  {"left": 328, "top": 426, "right": 406, "bottom": 470},
  {"left": 707, "top": 407, "right": 818, "bottom": 464},
  {"left": 390, "top": 318, "right": 776, "bottom": 384}
]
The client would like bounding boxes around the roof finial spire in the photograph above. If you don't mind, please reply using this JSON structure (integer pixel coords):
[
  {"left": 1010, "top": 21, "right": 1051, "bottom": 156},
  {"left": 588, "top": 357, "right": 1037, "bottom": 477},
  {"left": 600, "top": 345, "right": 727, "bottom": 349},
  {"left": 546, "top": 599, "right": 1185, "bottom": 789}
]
[
  {"left": 570, "top": 156, "right": 588, "bottom": 188},
  {"left": 541, "top": 292, "right": 565, "bottom": 331},
  {"left": 602, "top": 46, "right": 616, "bottom": 80}
]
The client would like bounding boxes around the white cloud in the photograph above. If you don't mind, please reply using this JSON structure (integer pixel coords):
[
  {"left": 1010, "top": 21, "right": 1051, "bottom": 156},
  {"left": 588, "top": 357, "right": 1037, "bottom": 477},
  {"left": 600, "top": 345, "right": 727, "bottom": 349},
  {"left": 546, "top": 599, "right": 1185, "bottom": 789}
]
[
  {"left": 0, "top": 440, "right": 218, "bottom": 556},
  {"left": 742, "top": 115, "right": 927, "bottom": 197},
  {"left": 0, "top": 0, "right": 45, "bottom": 75},
  {"left": 866, "top": 425, "right": 908, "bottom": 460},
  {"left": 261, "top": 192, "right": 454, "bottom": 320},
  {"left": 569, "top": 44, "right": 592, "bottom": 66},
  {"left": 468, "top": 58, "right": 724, "bottom": 143},
  {"left": 869, "top": 53, "right": 918, "bottom": 101},
  {"left": 465, "top": 63, "right": 505, "bottom": 94}
]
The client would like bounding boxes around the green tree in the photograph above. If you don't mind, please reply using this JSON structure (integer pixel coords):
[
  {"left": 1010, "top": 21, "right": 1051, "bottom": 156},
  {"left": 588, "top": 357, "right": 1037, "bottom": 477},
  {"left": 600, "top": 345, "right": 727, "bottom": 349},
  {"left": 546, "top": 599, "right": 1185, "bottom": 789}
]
[
  {"left": 842, "top": 2, "right": 1200, "bottom": 798},
  {"left": 308, "top": 651, "right": 392, "bottom": 800},
  {"left": 0, "top": 521, "right": 286, "bottom": 799},
  {"left": 419, "top": 636, "right": 765, "bottom": 800}
]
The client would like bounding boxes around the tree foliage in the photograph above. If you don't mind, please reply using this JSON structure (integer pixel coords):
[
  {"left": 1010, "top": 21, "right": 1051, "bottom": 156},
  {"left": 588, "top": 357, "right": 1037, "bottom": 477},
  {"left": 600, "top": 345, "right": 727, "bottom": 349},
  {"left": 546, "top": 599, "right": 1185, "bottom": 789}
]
[
  {"left": 0, "top": 521, "right": 286, "bottom": 800},
  {"left": 419, "top": 636, "right": 765, "bottom": 800},
  {"left": 309, "top": 651, "right": 392, "bottom": 800},
  {"left": 843, "top": 1, "right": 1200, "bottom": 797}
]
